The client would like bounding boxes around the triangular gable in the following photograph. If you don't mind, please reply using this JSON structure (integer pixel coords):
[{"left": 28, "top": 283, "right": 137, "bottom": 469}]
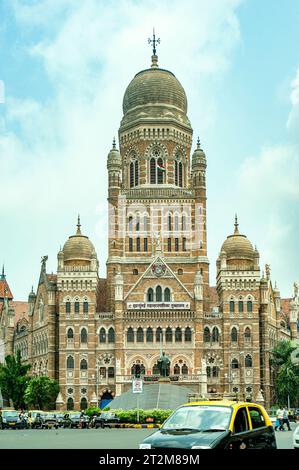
[{"left": 124, "top": 256, "right": 193, "bottom": 300}]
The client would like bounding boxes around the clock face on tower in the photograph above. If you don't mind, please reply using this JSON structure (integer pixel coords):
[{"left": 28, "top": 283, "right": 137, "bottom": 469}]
[{"left": 151, "top": 263, "right": 166, "bottom": 277}]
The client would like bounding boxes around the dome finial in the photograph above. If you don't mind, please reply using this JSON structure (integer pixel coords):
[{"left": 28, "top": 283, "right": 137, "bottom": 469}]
[
  {"left": 234, "top": 214, "right": 239, "bottom": 234},
  {"left": 197, "top": 137, "right": 201, "bottom": 149},
  {"left": 76, "top": 214, "right": 81, "bottom": 235},
  {"left": 148, "top": 28, "right": 160, "bottom": 68},
  {"left": 112, "top": 137, "right": 116, "bottom": 149}
]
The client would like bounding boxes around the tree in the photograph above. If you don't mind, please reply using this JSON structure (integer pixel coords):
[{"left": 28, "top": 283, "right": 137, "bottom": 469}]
[
  {"left": 271, "top": 340, "right": 299, "bottom": 407},
  {"left": 24, "top": 376, "right": 60, "bottom": 410},
  {"left": 0, "top": 351, "right": 31, "bottom": 409}
]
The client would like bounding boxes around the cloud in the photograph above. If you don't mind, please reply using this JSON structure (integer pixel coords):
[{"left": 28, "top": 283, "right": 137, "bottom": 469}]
[{"left": 1, "top": 0, "right": 243, "bottom": 299}]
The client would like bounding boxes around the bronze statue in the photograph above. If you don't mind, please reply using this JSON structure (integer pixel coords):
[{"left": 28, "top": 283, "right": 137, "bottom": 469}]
[{"left": 157, "top": 351, "right": 170, "bottom": 377}]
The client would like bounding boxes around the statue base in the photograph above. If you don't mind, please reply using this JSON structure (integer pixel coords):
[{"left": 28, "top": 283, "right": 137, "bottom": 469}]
[{"left": 158, "top": 377, "right": 171, "bottom": 383}]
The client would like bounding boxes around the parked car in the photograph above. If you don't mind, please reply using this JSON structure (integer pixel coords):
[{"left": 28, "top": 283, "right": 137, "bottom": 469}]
[
  {"left": 0, "top": 410, "right": 27, "bottom": 430},
  {"left": 28, "top": 410, "right": 44, "bottom": 429},
  {"left": 94, "top": 412, "right": 120, "bottom": 428},
  {"left": 293, "top": 425, "right": 299, "bottom": 449},
  {"left": 139, "top": 400, "right": 277, "bottom": 449},
  {"left": 41, "top": 413, "right": 59, "bottom": 429},
  {"left": 54, "top": 412, "right": 65, "bottom": 428}
]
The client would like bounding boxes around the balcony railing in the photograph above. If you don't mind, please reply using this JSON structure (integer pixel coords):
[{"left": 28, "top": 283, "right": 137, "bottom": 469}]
[
  {"left": 122, "top": 187, "right": 194, "bottom": 199},
  {"left": 124, "top": 311, "right": 195, "bottom": 321}
]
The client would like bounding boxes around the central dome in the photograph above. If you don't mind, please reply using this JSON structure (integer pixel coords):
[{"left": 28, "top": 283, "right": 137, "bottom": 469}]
[{"left": 121, "top": 58, "right": 191, "bottom": 129}]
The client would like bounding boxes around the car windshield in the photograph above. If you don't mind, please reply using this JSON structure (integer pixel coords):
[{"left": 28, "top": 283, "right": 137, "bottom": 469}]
[
  {"left": 162, "top": 406, "right": 232, "bottom": 431},
  {"left": 70, "top": 414, "right": 81, "bottom": 419},
  {"left": 44, "top": 413, "right": 56, "bottom": 419},
  {"left": 2, "top": 411, "right": 19, "bottom": 418}
]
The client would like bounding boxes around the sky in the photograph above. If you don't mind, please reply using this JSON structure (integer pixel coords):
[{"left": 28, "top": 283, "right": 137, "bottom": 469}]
[{"left": 0, "top": 0, "right": 298, "bottom": 300}]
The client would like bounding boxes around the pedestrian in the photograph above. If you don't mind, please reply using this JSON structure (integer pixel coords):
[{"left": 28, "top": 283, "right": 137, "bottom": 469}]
[
  {"left": 276, "top": 407, "right": 284, "bottom": 431},
  {"left": 282, "top": 407, "right": 291, "bottom": 431}
]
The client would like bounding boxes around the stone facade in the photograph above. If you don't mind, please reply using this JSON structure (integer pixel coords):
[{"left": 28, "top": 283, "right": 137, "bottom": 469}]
[{"left": 0, "top": 53, "right": 298, "bottom": 410}]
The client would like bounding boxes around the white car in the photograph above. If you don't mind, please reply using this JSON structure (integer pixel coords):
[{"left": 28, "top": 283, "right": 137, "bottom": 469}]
[{"left": 293, "top": 425, "right": 299, "bottom": 449}]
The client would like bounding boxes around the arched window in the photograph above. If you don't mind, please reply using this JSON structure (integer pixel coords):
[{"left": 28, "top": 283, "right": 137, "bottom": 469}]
[
  {"left": 175, "top": 158, "right": 178, "bottom": 186},
  {"left": 204, "top": 327, "right": 211, "bottom": 342},
  {"left": 166, "top": 327, "right": 173, "bottom": 342},
  {"left": 80, "top": 359, "right": 88, "bottom": 370},
  {"left": 231, "top": 327, "right": 238, "bottom": 342},
  {"left": 175, "top": 327, "right": 182, "bottom": 342},
  {"left": 212, "top": 366, "right": 219, "bottom": 377},
  {"left": 174, "top": 364, "right": 180, "bottom": 375},
  {"left": 146, "top": 327, "right": 153, "bottom": 342},
  {"left": 83, "top": 302, "right": 88, "bottom": 313},
  {"left": 130, "top": 162, "right": 134, "bottom": 188},
  {"left": 66, "top": 302, "right": 71, "bottom": 313},
  {"left": 135, "top": 160, "right": 139, "bottom": 186},
  {"left": 185, "top": 327, "right": 192, "bottom": 342},
  {"left": 238, "top": 301, "right": 244, "bottom": 313},
  {"left": 212, "top": 327, "right": 219, "bottom": 342},
  {"left": 179, "top": 162, "right": 183, "bottom": 187},
  {"left": 80, "top": 397, "right": 88, "bottom": 410},
  {"left": 99, "top": 328, "right": 106, "bottom": 343},
  {"left": 127, "top": 327, "right": 134, "bottom": 343},
  {"left": 247, "top": 301, "right": 253, "bottom": 313},
  {"left": 80, "top": 328, "right": 87, "bottom": 344},
  {"left": 67, "top": 397, "right": 74, "bottom": 411},
  {"left": 108, "top": 327, "right": 115, "bottom": 343},
  {"left": 164, "top": 288, "right": 171, "bottom": 302},
  {"left": 137, "top": 327, "right": 144, "bottom": 342},
  {"left": 244, "top": 327, "right": 251, "bottom": 340},
  {"left": 156, "top": 286, "right": 162, "bottom": 302},
  {"left": 147, "top": 288, "right": 154, "bottom": 302},
  {"left": 108, "top": 367, "right": 115, "bottom": 378},
  {"left": 67, "top": 328, "right": 74, "bottom": 339},
  {"left": 206, "top": 366, "right": 211, "bottom": 377},
  {"left": 168, "top": 214, "right": 172, "bottom": 232},
  {"left": 150, "top": 157, "right": 156, "bottom": 184},
  {"left": 133, "top": 268, "right": 138, "bottom": 275},
  {"left": 245, "top": 355, "right": 252, "bottom": 367},
  {"left": 156, "top": 327, "right": 163, "bottom": 343},
  {"left": 74, "top": 301, "right": 80, "bottom": 313},
  {"left": 231, "top": 358, "right": 239, "bottom": 369},
  {"left": 67, "top": 356, "right": 74, "bottom": 369},
  {"left": 229, "top": 301, "right": 235, "bottom": 313},
  {"left": 181, "top": 364, "right": 188, "bottom": 375},
  {"left": 181, "top": 214, "right": 186, "bottom": 231},
  {"left": 157, "top": 157, "right": 164, "bottom": 184}
]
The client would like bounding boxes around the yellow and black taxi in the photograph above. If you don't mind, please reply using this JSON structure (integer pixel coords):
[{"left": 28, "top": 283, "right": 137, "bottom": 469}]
[
  {"left": 0, "top": 409, "right": 26, "bottom": 430},
  {"left": 139, "top": 400, "right": 277, "bottom": 449}
]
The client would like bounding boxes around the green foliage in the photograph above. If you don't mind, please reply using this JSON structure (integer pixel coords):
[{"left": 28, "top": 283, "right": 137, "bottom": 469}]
[
  {"left": 110, "top": 408, "right": 173, "bottom": 424},
  {"left": 271, "top": 340, "right": 299, "bottom": 407},
  {"left": 24, "top": 376, "right": 60, "bottom": 410},
  {"left": 85, "top": 406, "right": 101, "bottom": 417},
  {"left": 0, "top": 351, "right": 31, "bottom": 409}
]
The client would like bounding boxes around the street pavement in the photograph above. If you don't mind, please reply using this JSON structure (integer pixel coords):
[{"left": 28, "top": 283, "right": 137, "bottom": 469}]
[{"left": 0, "top": 425, "right": 297, "bottom": 449}]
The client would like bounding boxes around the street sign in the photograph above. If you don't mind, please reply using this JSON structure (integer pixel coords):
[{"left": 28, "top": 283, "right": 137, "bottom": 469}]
[{"left": 132, "top": 378, "right": 143, "bottom": 394}]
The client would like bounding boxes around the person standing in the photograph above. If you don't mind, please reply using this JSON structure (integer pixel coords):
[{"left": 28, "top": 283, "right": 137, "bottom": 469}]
[
  {"left": 276, "top": 408, "right": 284, "bottom": 431},
  {"left": 282, "top": 407, "right": 291, "bottom": 431}
]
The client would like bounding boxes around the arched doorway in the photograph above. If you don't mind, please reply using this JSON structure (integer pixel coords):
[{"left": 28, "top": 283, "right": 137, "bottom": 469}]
[
  {"left": 67, "top": 397, "right": 74, "bottom": 411},
  {"left": 80, "top": 397, "right": 88, "bottom": 410},
  {"left": 100, "top": 390, "right": 114, "bottom": 409}
]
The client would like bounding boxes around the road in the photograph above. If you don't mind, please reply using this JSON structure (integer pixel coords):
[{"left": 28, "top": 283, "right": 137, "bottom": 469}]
[{"left": 0, "top": 425, "right": 296, "bottom": 449}]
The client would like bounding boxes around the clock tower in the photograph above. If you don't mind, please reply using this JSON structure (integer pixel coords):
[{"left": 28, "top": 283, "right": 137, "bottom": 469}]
[{"left": 106, "top": 39, "right": 209, "bottom": 393}]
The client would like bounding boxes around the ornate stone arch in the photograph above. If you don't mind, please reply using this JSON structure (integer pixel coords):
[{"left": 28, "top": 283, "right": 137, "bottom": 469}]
[{"left": 204, "top": 352, "right": 224, "bottom": 368}]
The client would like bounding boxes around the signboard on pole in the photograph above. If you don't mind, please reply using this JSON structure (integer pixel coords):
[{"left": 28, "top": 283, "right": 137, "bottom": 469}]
[{"left": 132, "top": 378, "right": 143, "bottom": 394}]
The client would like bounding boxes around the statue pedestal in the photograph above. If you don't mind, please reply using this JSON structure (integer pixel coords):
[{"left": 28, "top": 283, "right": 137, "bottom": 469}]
[{"left": 158, "top": 377, "right": 171, "bottom": 383}]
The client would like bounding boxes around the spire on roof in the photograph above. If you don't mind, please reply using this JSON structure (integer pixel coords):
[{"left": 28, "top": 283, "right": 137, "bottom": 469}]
[
  {"left": 112, "top": 137, "right": 116, "bottom": 149},
  {"left": 148, "top": 28, "right": 160, "bottom": 68},
  {"left": 76, "top": 214, "right": 81, "bottom": 235},
  {"left": 197, "top": 137, "right": 201, "bottom": 149},
  {"left": 234, "top": 214, "right": 239, "bottom": 234},
  {"left": 1, "top": 264, "right": 5, "bottom": 280}
]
